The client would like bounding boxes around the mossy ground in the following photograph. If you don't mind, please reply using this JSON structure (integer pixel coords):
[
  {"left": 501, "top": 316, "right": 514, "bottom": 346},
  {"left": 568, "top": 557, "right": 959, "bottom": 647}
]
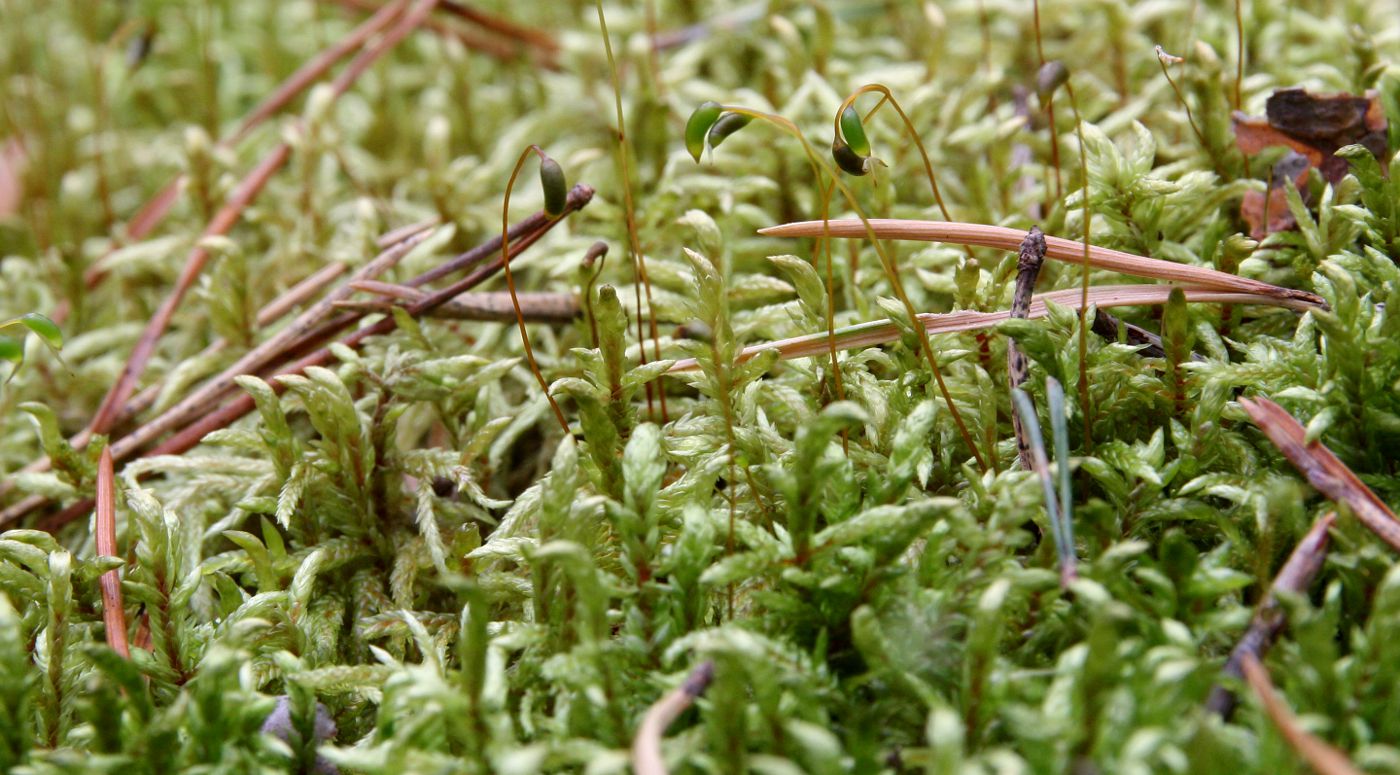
[{"left": 2, "top": 1, "right": 1400, "bottom": 773}]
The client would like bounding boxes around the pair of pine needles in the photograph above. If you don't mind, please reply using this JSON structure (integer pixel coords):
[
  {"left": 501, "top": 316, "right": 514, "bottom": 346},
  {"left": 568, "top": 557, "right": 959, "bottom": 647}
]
[{"left": 1011, "top": 379, "right": 1077, "bottom": 586}]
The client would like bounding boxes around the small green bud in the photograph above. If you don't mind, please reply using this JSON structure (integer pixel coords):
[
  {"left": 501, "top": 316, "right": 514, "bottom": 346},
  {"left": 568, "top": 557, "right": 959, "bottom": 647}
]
[
  {"left": 706, "top": 112, "right": 752, "bottom": 149},
  {"left": 538, "top": 155, "right": 567, "bottom": 217},
  {"left": 838, "top": 105, "right": 871, "bottom": 157},
  {"left": 685, "top": 101, "right": 723, "bottom": 163}
]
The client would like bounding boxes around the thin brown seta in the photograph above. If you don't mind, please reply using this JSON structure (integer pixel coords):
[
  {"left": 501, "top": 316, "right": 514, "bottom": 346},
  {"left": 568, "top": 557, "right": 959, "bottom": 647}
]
[
  {"left": 1032, "top": 0, "right": 1063, "bottom": 200},
  {"left": 501, "top": 144, "right": 570, "bottom": 434},
  {"left": 825, "top": 86, "right": 988, "bottom": 468},
  {"left": 1155, "top": 46, "right": 1227, "bottom": 179},
  {"left": 95, "top": 447, "right": 129, "bottom": 659},
  {"left": 1242, "top": 654, "right": 1364, "bottom": 775},
  {"left": 1064, "top": 78, "right": 1094, "bottom": 452},
  {"left": 1240, "top": 396, "right": 1400, "bottom": 552}
]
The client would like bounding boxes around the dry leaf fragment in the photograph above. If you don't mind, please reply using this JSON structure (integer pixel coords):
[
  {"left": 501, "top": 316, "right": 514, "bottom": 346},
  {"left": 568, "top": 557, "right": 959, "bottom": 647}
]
[
  {"left": 1233, "top": 87, "right": 1389, "bottom": 184},
  {"left": 1240, "top": 150, "right": 1312, "bottom": 239}
]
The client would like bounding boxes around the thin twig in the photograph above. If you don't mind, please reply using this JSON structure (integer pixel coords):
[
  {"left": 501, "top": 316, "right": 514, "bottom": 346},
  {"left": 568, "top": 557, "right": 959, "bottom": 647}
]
[
  {"left": 89, "top": 0, "right": 441, "bottom": 436},
  {"left": 633, "top": 661, "right": 715, "bottom": 775},
  {"left": 1240, "top": 396, "right": 1400, "bottom": 552},
  {"left": 1089, "top": 310, "right": 1171, "bottom": 359},
  {"left": 1206, "top": 513, "right": 1333, "bottom": 719},
  {"left": 1241, "top": 655, "right": 1364, "bottom": 775},
  {"left": 94, "top": 447, "right": 129, "bottom": 658},
  {"left": 1009, "top": 226, "right": 1046, "bottom": 470}
]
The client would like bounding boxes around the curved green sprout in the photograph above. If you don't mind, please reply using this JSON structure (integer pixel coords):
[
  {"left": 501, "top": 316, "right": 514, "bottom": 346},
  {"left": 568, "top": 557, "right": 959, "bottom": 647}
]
[{"left": 0, "top": 313, "right": 64, "bottom": 385}]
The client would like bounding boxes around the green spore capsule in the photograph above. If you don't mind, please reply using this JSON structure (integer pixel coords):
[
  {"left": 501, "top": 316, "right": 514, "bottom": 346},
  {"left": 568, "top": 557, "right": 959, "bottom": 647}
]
[
  {"left": 685, "top": 101, "right": 723, "bottom": 162},
  {"left": 839, "top": 105, "right": 871, "bottom": 157},
  {"left": 538, "top": 156, "right": 567, "bottom": 217},
  {"left": 706, "top": 112, "right": 752, "bottom": 149}
]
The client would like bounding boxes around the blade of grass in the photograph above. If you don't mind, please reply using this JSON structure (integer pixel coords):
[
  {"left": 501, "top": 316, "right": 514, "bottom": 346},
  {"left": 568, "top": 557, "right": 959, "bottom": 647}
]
[
  {"left": 1011, "top": 387, "right": 1075, "bottom": 587},
  {"left": 1046, "top": 376, "right": 1076, "bottom": 586}
]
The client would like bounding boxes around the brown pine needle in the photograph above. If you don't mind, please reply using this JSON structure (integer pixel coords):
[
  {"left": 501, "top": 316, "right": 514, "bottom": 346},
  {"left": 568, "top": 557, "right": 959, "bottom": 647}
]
[
  {"left": 339, "top": 285, "right": 580, "bottom": 323},
  {"left": 4, "top": 186, "right": 594, "bottom": 532},
  {"left": 94, "top": 447, "right": 129, "bottom": 658},
  {"left": 88, "top": 0, "right": 441, "bottom": 436},
  {"left": 633, "top": 661, "right": 715, "bottom": 775},
  {"left": 759, "top": 219, "right": 1324, "bottom": 306},
  {"left": 65, "top": 0, "right": 406, "bottom": 316},
  {"left": 1242, "top": 655, "right": 1365, "bottom": 775},
  {"left": 1240, "top": 397, "right": 1400, "bottom": 552},
  {"left": 668, "top": 285, "right": 1312, "bottom": 374}
]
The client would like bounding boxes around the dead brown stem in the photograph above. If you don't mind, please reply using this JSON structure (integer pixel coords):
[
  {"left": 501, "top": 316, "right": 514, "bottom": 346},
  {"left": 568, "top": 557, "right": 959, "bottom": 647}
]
[
  {"left": 64, "top": 0, "right": 406, "bottom": 318},
  {"left": 326, "top": 0, "right": 546, "bottom": 65},
  {"left": 7, "top": 186, "right": 593, "bottom": 531},
  {"left": 760, "top": 219, "right": 1324, "bottom": 306},
  {"left": 1009, "top": 226, "right": 1046, "bottom": 470},
  {"left": 668, "top": 285, "right": 1311, "bottom": 374}
]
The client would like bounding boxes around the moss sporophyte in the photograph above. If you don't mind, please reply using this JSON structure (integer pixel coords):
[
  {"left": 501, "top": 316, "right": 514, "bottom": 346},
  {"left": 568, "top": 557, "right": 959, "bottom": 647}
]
[{"left": 0, "top": 2, "right": 1398, "bottom": 773}]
